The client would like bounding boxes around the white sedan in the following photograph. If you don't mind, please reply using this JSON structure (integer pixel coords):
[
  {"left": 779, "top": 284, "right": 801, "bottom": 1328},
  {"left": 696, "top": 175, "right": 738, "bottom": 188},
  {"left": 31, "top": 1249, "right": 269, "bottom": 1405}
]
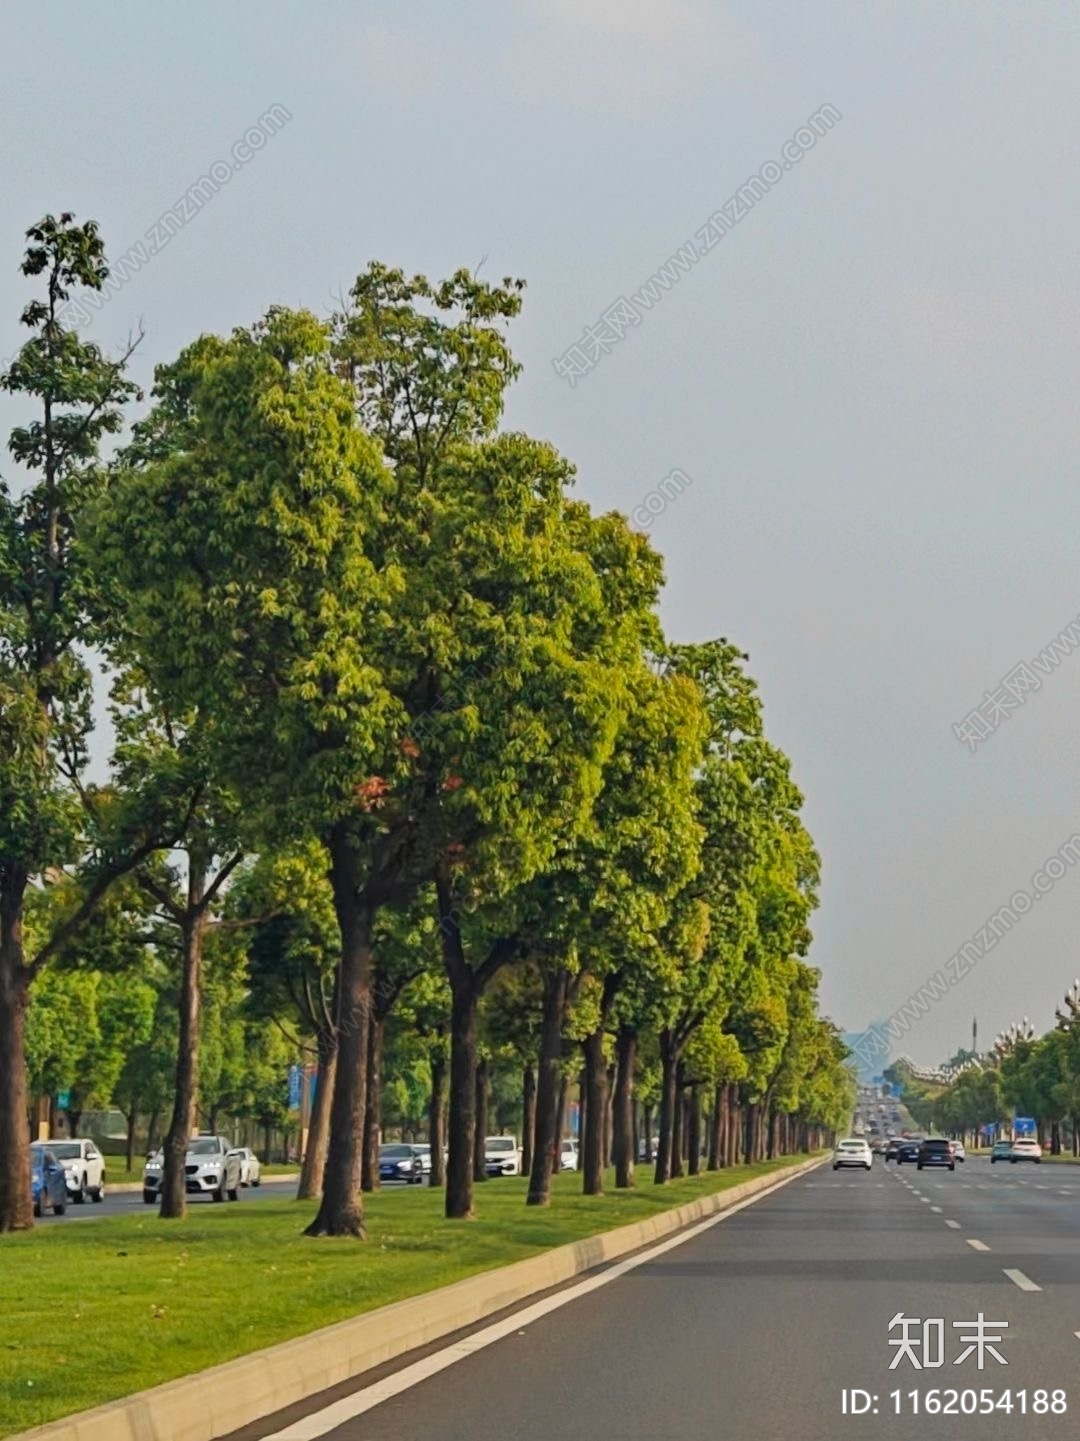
[
  {"left": 832, "top": 1138, "right": 873, "bottom": 1171},
  {"left": 229, "top": 1147, "right": 262, "bottom": 1187},
  {"left": 1009, "top": 1138, "right": 1042, "bottom": 1164}
]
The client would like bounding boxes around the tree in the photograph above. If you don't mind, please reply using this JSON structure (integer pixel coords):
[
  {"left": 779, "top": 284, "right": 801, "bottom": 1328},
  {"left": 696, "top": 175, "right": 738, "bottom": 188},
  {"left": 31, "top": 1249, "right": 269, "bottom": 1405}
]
[
  {"left": 0, "top": 213, "right": 147, "bottom": 1231},
  {"left": 90, "top": 308, "right": 398, "bottom": 1237}
]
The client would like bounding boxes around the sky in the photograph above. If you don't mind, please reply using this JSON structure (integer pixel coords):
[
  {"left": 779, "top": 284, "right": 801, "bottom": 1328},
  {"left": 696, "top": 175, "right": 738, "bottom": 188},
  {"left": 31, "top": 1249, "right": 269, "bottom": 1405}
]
[{"left": 4, "top": 0, "right": 1080, "bottom": 1067}]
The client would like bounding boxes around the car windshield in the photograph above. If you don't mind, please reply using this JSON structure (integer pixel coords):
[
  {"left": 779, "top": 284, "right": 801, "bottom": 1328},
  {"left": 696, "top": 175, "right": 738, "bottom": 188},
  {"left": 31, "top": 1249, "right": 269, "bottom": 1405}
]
[
  {"left": 380, "top": 1145, "right": 412, "bottom": 1159},
  {"left": 487, "top": 1138, "right": 514, "bottom": 1152},
  {"left": 188, "top": 1137, "right": 221, "bottom": 1156},
  {"left": 48, "top": 1142, "right": 82, "bottom": 1159}
]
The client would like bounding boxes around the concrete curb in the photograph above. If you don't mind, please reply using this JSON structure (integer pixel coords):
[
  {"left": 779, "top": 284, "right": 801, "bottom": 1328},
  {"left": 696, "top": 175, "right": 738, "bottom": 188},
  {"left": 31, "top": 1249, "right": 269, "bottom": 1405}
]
[{"left": 12, "top": 1155, "right": 824, "bottom": 1441}]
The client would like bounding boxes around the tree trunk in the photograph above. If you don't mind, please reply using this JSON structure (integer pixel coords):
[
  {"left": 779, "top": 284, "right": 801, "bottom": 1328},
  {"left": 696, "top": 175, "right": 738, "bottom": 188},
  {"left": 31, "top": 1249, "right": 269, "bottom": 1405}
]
[
  {"left": 361, "top": 1012, "right": 382, "bottom": 1191},
  {"left": 445, "top": 975, "right": 478, "bottom": 1218},
  {"left": 160, "top": 904, "right": 205, "bottom": 1221},
  {"left": 654, "top": 1035, "right": 678, "bottom": 1184},
  {"left": 527, "top": 967, "right": 569, "bottom": 1206},
  {"left": 472, "top": 1056, "right": 489, "bottom": 1182},
  {"left": 643, "top": 1102, "right": 653, "bottom": 1163},
  {"left": 604, "top": 1062, "right": 615, "bottom": 1167},
  {"left": 555, "top": 1074, "right": 569, "bottom": 1157},
  {"left": 297, "top": 1032, "right": 337, "bottom": 1200},
  {"left": 521, "top": 1064, "right": 536, "bottom": 1177},
  {"left": 687, "top": 1085, "right": 702, "bottom": 1176},
  {"left": 613, "top": 1027, "right": 636, "bottom": 1189},
  {"left": 708, "top": 1082, "right": 722, "bottom": 1170},
  {"left": 305, "top": 829, "right": 372, "bottom": 1238},
  {"left": 428, "top": 1049, "right": 446, "bottom": 1187},
  {"left": 0, "top": 889, "right": 33, "bottom": 1231},
  {"left": 582, "top": 1027, "right": 606, "bottom": 1194},
  {"left": 124, "top": 1105, "right": 139, "bottom": 1175},
  {"left": 670, "top": 1062, "right": 686, "bottom": 1180}
]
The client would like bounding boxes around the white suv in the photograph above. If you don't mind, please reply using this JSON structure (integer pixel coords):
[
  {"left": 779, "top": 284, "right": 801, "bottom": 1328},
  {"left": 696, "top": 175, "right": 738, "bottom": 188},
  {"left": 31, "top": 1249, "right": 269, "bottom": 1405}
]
[
  {"left": 49, "top": 1138, "right": 106, "bottom": 1203},
  {"left": 143, "top": 1135, "right": 242, "bottom": 1203}
]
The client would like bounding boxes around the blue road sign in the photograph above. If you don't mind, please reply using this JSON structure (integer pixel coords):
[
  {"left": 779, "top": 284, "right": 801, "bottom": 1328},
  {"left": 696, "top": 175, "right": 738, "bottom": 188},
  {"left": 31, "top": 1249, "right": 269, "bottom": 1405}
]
[
  {"left": 287, "top": 1064, "right": 303, "bottom": 1110},
  {"left": 1013, "top": 1115, "right": 1036, "bottom": 1137}
]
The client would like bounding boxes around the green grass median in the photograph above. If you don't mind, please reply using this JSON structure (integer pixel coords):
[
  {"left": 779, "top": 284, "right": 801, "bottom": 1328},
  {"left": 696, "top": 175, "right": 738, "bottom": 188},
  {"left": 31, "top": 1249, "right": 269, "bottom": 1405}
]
[{"left": 0, "top": 1156, "right": 813, "bottom": 1437}]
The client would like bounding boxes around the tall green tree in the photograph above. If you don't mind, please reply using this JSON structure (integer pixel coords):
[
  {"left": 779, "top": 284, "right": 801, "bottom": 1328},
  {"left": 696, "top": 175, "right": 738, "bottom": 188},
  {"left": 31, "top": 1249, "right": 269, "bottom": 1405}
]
[{"left": 0, "top": 214, "right": 147, "bottom": 1231}]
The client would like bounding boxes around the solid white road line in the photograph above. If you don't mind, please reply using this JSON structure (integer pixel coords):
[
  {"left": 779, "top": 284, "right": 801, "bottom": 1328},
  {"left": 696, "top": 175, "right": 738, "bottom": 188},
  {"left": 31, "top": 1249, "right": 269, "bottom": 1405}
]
[
  {"left": 945, "top": 1220, "right": 961, "bottom": 1229},
  {"left": 966, "top": 1239, "right": 990, "bottom": 1252},
  {"left": 258, "top": 1165, "right": 815, "bottom": 1440},
  {"left": 1003, "top": 1268, "right": 1042, "bottom": 1292}
]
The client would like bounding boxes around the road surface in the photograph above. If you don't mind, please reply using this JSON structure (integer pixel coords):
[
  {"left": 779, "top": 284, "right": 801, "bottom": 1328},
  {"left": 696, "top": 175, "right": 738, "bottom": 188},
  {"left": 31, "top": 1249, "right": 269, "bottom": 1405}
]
[
  {"left": 224, "top": 1157, "right": 1080, "bottom": 1440},
  {"left": 39, "top": 1175, "right": 301, "bottom": 1223}
]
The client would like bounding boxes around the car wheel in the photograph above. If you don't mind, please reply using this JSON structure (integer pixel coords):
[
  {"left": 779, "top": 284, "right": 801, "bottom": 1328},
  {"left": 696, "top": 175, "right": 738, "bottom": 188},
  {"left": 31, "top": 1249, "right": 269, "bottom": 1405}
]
[
  {"left": 832, "top": 1163, "right": 839, "bottom": 1170},
  {"left": 212, "top": 1180, "right": 225, "bottom": 1202},
  {"left": 74, "top": 1177, "right": 87, "bottom": 1204},
  {"left": 253, "top": 1175, "right": 261, "bottom": 1187},
  {"left": 865, "top": 1163, "right": 871, "bottom": 1171},
  {"left": 53, "top": 1195, "right": 66, "bottom": 1215},
  {"left": 949, "top": 1163, "right": 955, "bottom": 1171},
  {"left": 917, "top": 1162, "right": 923, "bottom": 1170},
  {"left": 92, "top": 1182, "right": 105, "bottom": 1202},
  {"left": 142, "top": 1189, "right": 156, "bottom": 1204},
  {"left": 228, "top": 1183, "right": 240, "bottom": 1201},
  {"left": 1010, "top": 1158, "right": 1017, "bottom": 1164},
  {"left": 33, "top": 1198, "right": 41, "bottom": 1218}
]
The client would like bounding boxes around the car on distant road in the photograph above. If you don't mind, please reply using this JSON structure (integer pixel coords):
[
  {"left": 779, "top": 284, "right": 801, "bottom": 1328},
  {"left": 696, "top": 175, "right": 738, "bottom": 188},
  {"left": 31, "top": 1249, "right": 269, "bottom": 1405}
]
[
  {"left": 229, "top": 1147, "right": 262, "bottom": 1187},
  {"left": 559, "top": 1139, "right": 579, "bottom": 1171},
  {"left": 989, "top": 1139, "right": 1013, "bottom": 1163},
  {"left": 30, "top": 1145, "right": 67, "bottom": 1216},
  {"left": 412, "top": 1143, "right": 432, "bottom": 1177},
  {"left": 48, "top": 1138, "right": 106, "bottom": 1203},
  {"left": 884, "top": 1138, "right": 902, "bottom": 1162},
  {"left": 832, "top": 1138, "right": 872, "bottom": 1171},
  {"left": 1009, "top": 1138, "right": 1042, "bottom": 1164},
  {"left": 143, "top": 1134, "right": 242, "bottom": 1203},
  {"left": 895, "top": 1139, "right": 923, "bottom": 1166},
  {"left": 483, "top": 1136, "right": 522, "bottom": 1177},
  {"left": 917, "top": 1138, "right": 955, "bottom": 1171},
  {"left": 378, "top": 1143, "right": 425, "bottom": 1184}
]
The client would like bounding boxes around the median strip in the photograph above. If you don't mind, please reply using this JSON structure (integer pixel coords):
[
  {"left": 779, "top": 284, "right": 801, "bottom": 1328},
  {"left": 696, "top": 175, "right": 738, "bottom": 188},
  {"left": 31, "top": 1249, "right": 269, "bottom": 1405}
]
[{"left": 7, "top": 1155, "right": 823, "bottom": 1441}]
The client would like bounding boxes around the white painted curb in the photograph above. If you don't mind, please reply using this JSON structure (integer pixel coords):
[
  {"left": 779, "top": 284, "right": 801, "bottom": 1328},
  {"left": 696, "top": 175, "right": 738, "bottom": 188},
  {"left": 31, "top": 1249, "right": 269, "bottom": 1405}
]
[{"left": 11, "top": 1156, "right": 824, "bottom": 1441}]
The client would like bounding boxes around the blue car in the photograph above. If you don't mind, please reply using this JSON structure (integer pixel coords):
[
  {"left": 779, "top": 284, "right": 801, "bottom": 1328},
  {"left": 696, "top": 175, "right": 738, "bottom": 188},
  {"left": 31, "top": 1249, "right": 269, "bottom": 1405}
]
[{"left": 30, "top": 1144, "right": 68, "bottom": 1217}]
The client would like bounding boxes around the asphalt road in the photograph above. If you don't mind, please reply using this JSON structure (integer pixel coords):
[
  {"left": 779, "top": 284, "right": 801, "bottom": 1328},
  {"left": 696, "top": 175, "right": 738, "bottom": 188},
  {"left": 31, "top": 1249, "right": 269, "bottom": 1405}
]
[
  {"left": 39, "top": 1175, "right": 301, "bottom": 1223},
  {"left": 226, "top": 1156, "right": 1080, "bottom": 1441}
]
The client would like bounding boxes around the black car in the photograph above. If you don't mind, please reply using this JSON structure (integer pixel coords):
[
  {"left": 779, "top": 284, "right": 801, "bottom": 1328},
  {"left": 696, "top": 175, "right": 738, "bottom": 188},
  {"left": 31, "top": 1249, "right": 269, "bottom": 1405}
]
[
  {"left": 917, "top": 1138, "right": 954, "bottom": 1171},
  {"left": 377, "top": 1144, "right": 424, "bottom": 1184},
  {"left": 895, "top": 1140, "right": 922, "bottom": 1165}
]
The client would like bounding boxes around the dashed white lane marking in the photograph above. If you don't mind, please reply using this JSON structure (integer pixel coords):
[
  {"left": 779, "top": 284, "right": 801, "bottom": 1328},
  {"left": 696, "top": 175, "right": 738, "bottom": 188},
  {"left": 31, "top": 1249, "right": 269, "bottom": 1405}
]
[
  {"left": 256, "top": 1162, "right": 817, "bottom": 1438},
  {"left": 1003, "top": 1268, "right": 1041, "bottom": 1292},
  {"left": 945, "top": 1220, "right": 961, "bottom": 1229},
  {"left": 966, "top": 1239, "right": 990, "bottom": 1252},
  {"left": 1035, "top": 1184, "right": 1049, "bottom": 1190},
  {"left": 919, "top": 1197, "right": 931, "bottom": 1204},
  {"left": 930, "top": 1206, "right": 942, "bottom": 1213}
]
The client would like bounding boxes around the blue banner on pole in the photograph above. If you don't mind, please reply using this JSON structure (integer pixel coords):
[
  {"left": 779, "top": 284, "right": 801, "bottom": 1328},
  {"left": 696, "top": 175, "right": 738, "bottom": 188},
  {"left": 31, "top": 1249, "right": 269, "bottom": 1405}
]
[{"left": 287, "top": 1065, "right": 303, "bottom": 1110}]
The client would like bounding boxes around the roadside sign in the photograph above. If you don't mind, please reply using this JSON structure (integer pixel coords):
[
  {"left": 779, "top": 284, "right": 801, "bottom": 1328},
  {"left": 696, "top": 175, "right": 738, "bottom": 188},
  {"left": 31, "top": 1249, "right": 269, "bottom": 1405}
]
[
  {"left": 56, "top": 1090, "right": 71, "bottom": 1110},
  {"left": 1013, "top": 1115, "right": 1036, "bottom": 1137},
  {"left": 287, "top": 1065, "right": 303, "bottom": 1110}
]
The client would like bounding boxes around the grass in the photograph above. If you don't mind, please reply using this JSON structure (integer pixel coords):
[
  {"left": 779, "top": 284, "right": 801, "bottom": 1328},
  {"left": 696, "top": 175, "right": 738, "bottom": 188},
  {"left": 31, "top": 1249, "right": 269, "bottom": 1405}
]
[{"left": 0, "top": 1156, "right": 809, "bottom": 1436}]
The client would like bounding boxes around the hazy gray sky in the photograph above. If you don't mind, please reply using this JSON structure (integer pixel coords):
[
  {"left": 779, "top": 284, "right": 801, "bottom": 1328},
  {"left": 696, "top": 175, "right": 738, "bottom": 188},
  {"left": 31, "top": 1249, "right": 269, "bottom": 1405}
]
[{"left": 5, "top": 0, "right": 1080, "bottom": 1066}]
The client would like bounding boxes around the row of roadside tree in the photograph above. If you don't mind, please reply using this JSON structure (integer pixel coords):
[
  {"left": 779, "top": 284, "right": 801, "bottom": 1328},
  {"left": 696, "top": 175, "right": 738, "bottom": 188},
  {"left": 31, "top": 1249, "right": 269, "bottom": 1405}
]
[{"left": 0, "top": 213, "right": 855, "bottom": 1235}]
